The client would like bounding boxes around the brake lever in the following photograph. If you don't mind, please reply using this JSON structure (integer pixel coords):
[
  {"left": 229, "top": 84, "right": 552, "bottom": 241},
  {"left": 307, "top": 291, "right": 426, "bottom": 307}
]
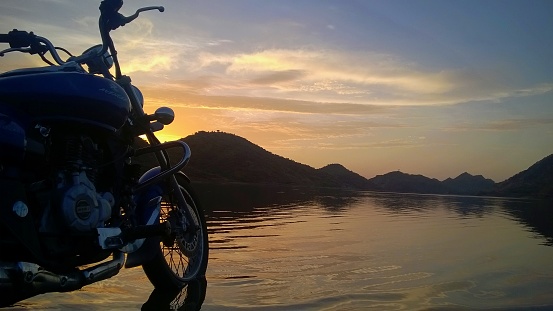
[
  {"left": 0, "top": 41, "right": 51, "bottom": 59},
  {"left": 102, "top": 5, "right": 165, "bottom": 30},
  {"left": 96, "top": 2, "right": 165, "bottom": 79},
  {"left": 122, "top": 6, "right": 165, "bottom": 25},
  {"left": 0, "top": 47, "right": 31, "bottom": 57}
]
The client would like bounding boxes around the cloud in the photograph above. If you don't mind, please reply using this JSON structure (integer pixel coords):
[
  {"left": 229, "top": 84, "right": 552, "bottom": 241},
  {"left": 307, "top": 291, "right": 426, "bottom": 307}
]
[
  {"left": 111, "top": 19, "right": 236, "bottom": 77},
  {"left": 448, "top": 118, "right": 553, "bottom": 132},
  {"left": 111, "top": 19, "right": 191, "bottom": 74},
  {"left": 223, "top": 49, "right": 454, "bottom": 93},
  {"left": 172, "top": 48, "right": 553, "bottom": 107},
  {"left": 196, "top": 49, "right": 451, "bottom": 93},
  {"left": 141, "top": 84, "right": 392, "bottom": 116},
  {"left": 272, "top": 136, "right": 427, "bottom": 150},
  {"left": 249, "top": 69, "right": 306, "bottom": 85},
  {"left": 71, "top": 14, "right": 96, "bottom": 26}
]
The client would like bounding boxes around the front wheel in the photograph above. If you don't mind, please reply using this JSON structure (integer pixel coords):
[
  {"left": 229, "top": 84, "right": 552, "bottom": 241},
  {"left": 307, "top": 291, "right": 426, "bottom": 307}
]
[{"left": 142, "top": 176, "right": 208, "bottom": 289}]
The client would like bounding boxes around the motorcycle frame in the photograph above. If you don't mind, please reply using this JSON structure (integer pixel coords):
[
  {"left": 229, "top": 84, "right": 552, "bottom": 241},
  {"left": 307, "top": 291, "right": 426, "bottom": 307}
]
[
  {"left": 0, "top": 0, "right": 198, "bottom": 274},
  {"left": 96, "top": 1, "right": 192, "bottom": 214},
  {"left": 100, "top": 6, "right": 199, "bottom": 254},
  {"left": 0, "top": 2, "right": 206, "bottom": 305}
]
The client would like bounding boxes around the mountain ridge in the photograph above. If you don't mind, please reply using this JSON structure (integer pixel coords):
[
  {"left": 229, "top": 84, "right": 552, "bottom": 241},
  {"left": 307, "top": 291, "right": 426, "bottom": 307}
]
[
  {"left": 135, "top": 131, "right": 552, "bottom": 198},
  {"left": 488, "top": 154, "right": 553, "bottom": 198}
]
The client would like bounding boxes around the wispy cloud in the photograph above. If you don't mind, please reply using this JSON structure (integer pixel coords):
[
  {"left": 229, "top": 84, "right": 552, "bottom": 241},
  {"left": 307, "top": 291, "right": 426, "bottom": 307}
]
[
  {"left": 141, "top": 85, "right": 392, "bottom": 116},
  {"left": 269, "top": 136, "right": 430, "bottom": 151},
  {"left": 448, "top": 118, "right": 553, "bottom": 132},
  {"left": 198, "top": 48, "right": 453, "bottom": 94},
  {"left": 159, "top": 48, "right": 553, "bottom": 108},
  {"left": 249, "top": 69, "right": 306, "bottom": 85}
]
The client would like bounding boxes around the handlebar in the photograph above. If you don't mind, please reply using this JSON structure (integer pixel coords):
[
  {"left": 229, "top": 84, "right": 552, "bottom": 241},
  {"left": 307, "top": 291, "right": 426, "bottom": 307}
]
[
  {"left": 0, "top": 30, "right": 35, "bottom": 48},
  {"left": 95, "top": 3, "right": 164, "bottom": 78},
  {"left": 121, "top": 6, "right": 165, "bottom": 26},
  {"left": 0, "top": 34, "right": 10, "bottom": 43},
  {"left": 1, "top": 2, "right": 164, "bottom": 73},
  {"left": 0, "top": 30, "right": 66, "bottom": 65}
]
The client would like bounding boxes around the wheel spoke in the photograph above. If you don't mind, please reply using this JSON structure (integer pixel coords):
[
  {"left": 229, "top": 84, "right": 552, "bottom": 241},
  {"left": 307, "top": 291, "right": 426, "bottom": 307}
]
[{"left": 142, "top": 181, "right": 207, "bottom": 287}]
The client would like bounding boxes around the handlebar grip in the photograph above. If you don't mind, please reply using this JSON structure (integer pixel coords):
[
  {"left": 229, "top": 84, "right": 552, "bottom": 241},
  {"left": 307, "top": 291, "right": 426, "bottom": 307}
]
[
  {"left": 0, "top": 34, "right": 10, "bottom": 43},
  {"left": 2, "top": 30, "right": 33, "bottom": 48}
]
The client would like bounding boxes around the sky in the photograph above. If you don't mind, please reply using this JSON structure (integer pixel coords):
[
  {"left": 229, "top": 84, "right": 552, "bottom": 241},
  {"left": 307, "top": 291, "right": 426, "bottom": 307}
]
[{"left": 1, "top": 0, "right": 552, "bottom": 182}]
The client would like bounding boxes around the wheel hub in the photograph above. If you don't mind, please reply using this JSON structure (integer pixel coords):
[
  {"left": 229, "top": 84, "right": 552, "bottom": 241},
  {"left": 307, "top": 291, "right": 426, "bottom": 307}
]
[{"left": 165, "top": 208, "right": 200, "bottom": 257}]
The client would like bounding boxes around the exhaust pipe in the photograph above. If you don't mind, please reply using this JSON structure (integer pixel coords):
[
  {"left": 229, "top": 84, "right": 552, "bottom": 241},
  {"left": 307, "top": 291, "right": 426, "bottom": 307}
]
[{"left": 0, "top": 252, "right": 125, "bottom": 307}]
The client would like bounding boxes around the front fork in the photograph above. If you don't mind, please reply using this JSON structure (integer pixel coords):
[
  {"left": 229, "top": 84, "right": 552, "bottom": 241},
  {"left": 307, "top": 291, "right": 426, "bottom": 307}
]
[
  {"left": 123, "top": 169, "right": 195, "bottom": 268},
  {"left": 167, "top": 174, "right": 199, "bottom": 237}
]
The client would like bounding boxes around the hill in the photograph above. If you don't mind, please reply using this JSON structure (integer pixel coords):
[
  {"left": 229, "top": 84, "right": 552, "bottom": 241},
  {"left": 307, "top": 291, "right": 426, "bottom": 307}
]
[
  {"left": 368, "top": 171, "right": 449, "bottom": 194},
  {"left": 181, "top": 131, "right": 329, "bottom": 186},
  {"left": 443, "top": 172, "right": 495, "bottom": 195},
  {"left": 318, "top": 164, "right": 380, "bottom": 190},
  {"left": 489, "top": 154, "right": 553, "bottom": 198},
  {"left": 134, "top": 131, "right": 552, "bottom": 198},
  {"left": 143, "top": 131, "right": 376, "bottom": 190}
]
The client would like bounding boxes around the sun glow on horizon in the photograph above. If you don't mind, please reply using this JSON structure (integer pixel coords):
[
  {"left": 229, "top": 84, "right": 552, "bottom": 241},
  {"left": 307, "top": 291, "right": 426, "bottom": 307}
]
[{"left": 1, "top": 0, "right": 552, "bottom": 182}]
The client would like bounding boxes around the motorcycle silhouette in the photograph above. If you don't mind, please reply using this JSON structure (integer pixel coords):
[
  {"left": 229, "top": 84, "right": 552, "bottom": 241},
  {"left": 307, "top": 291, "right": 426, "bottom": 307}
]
[{"left": 0, "top": 0, "right": 208, "bottom": 306}]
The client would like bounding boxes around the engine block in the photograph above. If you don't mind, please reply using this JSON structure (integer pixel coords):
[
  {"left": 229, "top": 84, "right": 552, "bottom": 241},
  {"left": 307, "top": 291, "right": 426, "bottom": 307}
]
[{"left": 58, "top": 171, "right": 113, "bottom": 231}]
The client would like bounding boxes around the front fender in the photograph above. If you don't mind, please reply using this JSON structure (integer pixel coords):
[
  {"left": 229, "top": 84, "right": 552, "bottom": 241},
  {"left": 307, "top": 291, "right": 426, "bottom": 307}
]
[
  {"left": 125, "top": 167, "right": 190, "bottom": 268},
  {"left": 134, "top": 166, "right": 190, "bottom": 223}
]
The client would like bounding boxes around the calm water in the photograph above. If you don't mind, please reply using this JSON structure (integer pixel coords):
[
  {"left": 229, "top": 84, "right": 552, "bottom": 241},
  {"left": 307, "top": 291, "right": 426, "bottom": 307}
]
[{"left": 6, "top": 184, "right": 553, "bottom": 310}]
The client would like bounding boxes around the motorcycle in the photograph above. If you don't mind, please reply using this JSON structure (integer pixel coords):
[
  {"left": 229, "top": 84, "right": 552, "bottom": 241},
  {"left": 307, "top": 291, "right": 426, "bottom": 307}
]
[{"left": 0, "top": 0, "right": 208, "bottom": 306}]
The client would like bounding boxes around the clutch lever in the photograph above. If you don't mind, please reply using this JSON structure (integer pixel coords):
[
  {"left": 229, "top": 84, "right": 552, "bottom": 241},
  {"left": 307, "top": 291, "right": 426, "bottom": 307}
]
[
  {"left": 101, "top": 2, "right": 165, "bottom": 31},
  {"left": 122, "top": 6, "right": 165, "bottom": 25}
]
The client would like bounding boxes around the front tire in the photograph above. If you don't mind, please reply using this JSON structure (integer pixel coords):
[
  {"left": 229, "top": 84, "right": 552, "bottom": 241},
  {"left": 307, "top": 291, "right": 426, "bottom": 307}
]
[{"left": 142, "top": 176, "right": 208, "bottom": 289}]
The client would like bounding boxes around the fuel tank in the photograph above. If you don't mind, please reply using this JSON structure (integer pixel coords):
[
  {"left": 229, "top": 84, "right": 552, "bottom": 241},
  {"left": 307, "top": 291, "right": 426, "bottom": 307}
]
[{"left": 0, "top": 70, "right": 131, "bottom": 131}]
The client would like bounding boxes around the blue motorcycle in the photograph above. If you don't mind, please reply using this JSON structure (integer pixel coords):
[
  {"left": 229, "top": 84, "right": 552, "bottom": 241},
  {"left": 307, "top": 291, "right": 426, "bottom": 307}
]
[{"left": 0, "top": 0, "right": 208, "bottom": 306}]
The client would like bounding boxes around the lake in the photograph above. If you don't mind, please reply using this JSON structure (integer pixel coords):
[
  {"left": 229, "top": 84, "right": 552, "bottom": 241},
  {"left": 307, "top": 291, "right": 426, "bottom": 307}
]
[{"left": 5, "top": 184, "right": 553, "bottom": 310}]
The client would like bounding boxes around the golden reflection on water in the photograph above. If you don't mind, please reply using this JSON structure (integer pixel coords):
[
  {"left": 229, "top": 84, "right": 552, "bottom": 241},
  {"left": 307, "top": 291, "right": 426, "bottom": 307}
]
[
  {"left": 203, "top": 189, "right": 553, "bottom": 310},
  {"left": 9, "top": 187, "right": 553, "bottom": 310}
]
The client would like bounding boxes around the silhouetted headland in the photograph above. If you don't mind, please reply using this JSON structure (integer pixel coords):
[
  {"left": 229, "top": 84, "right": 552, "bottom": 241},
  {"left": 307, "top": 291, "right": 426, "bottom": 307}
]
[{"left": 134, "top": 131, "right": 552, "bottom": 199}]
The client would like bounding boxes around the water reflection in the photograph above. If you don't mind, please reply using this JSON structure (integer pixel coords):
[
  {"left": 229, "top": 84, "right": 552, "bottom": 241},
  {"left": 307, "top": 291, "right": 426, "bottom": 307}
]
[
  {"left": 11, "top": 184, "right": 552, "bottom": 310},
  {"left": 499, "top": 198, "right": 553, "bottom": 246},
  {"left": 194, "top": 183, "right": 553, "bottom": 251},
  {"left": 194, "top": 184, "right": 363, "bottom": 252},
  {"left": 141, "top": 276, "right": 207, "bottom": 311},
  {"left": 314, "top": 192, "right": 363, "bottom": 213},
  {"left": 194, "top": 183, "right": 363, "bottom": 212},
  {"left": 196, "top": 184, "right": 553, "bottom": 309},
  {"left": 367, "top": 192, "right": 501, "bottom": 217}
]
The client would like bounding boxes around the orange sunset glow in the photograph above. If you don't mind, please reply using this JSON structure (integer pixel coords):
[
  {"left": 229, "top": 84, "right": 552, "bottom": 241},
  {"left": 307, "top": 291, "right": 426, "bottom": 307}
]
[{"left": 1, "top": 0, "right": 552, "bottom": 182}]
